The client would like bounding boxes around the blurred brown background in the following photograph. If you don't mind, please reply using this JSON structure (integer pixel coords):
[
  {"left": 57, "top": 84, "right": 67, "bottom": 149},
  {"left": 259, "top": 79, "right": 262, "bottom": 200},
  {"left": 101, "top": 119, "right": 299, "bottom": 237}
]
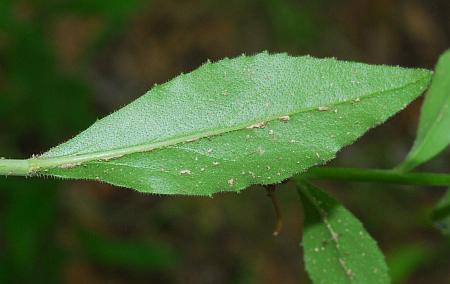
[{"left": 0, "top": 0, "right": 449, "bottom": 283}]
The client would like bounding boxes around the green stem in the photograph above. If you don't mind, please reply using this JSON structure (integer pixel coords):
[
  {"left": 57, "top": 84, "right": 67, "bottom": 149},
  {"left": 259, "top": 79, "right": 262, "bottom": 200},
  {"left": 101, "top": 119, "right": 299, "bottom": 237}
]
[
  {"left": 302, "top": 167, "right": 450, "bottom": 187},
  {"left": 0, "top": 159, "right": 30, "bottom": 176},
  {"left": 1, "top": 154, "right": 450, "bottom": 187}
]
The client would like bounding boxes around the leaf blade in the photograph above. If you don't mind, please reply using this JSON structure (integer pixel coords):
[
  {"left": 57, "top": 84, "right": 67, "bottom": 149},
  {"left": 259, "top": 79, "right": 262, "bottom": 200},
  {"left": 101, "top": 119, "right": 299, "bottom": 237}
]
[
  {"left": 399, "top": 49, "right": 450, "bottom": 171},
  {"left": 296, "top": 179, "right": 390, "bottom": 284},
  {"left": 33, "top": 53, "right": 431, "bottom": 194}
]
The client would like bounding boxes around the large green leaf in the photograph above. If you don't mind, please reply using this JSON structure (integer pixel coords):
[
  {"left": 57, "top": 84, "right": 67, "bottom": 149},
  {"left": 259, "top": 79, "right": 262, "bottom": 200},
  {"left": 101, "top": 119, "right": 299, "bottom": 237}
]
[
  {"left": 27, "top": 52, "right": 430, "bottom": 195},
  {"left": 296, "top": 179, "right": 389, "bottom": 284},
  {"left": 399, "top": 49, "right": 450, "bottom": 171}
]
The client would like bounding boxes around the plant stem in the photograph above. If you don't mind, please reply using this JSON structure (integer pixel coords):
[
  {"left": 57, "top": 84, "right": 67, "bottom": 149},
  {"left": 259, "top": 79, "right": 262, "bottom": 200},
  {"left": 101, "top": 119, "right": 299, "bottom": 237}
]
[
  {"left": 1, "top": 154, "right": 450, "bottom": 188},
  {"left": 301, "top": 167, "right": 450, "bottom": 187},
  {"left": 0, "top": 159, "right": 30, "bottom": 176},
  {"left": 266, "top": 185, "right": 283, "bottom": 236}
]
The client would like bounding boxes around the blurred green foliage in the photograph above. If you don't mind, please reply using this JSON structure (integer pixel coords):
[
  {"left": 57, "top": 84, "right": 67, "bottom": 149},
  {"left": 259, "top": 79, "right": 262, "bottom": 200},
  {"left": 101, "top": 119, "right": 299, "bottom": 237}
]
[
  {"left": 386, "top": 243, "right": 431, "bottom": 284},
  {"left": 0, "top": 1, "right": 177, "bottom": 283},
  {"left": 432, "top": 189, "right": 450, "bottom": 236},
  {"left": 77, "top": 228, "right": 179, "bottom": 272},
  {"left": 1, "top": 180, "right": 61, "bottom": 284}
]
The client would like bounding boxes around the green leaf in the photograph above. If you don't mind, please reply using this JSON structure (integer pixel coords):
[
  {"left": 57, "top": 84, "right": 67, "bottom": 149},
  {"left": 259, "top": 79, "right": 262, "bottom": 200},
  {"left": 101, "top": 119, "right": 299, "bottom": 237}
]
[
  {"left": 431, "top": 189, "right": 450, "bottom": 236},
  {"left": 30, "top": 52, "right": 431, "bottom": 195},
  {"left": 399, "top": 49, "right": 450, "bottom": 171},
  {"left": 295, "top": 179, "right": 390, "bottom": 284}
]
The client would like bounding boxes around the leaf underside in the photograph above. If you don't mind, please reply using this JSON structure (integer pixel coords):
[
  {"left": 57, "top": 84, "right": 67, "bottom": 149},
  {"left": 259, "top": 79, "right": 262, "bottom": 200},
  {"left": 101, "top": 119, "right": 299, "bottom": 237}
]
[
  {"left": 297, "top": 179, "right": 390, "bottom": 284},
  {"left": 37, "top": 52, "right": 431, "bottom": 195}
]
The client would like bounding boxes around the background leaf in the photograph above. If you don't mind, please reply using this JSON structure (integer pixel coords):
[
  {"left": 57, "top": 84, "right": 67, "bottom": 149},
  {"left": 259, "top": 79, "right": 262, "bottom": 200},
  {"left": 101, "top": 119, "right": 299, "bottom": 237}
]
[
  {"left": 296, "top": 179, "right": 390, "bottom": 284},
  {"left": 386, "top": 243, "right": 432, "bottom": 284},
  {"left": 1, "top": 181, "right": 62, "bottom": 284},
  {"left": 399, "top": 49, "right": 450, "bottom": 171},
  {"left": 431, "top": 189, "right": 450, "bottom": 236},
  {"left": 34, "top": 53, "right": 431, "bottom": 195},
  {"left": 77, "top": 229, "right": 179, "bottom": 272}
]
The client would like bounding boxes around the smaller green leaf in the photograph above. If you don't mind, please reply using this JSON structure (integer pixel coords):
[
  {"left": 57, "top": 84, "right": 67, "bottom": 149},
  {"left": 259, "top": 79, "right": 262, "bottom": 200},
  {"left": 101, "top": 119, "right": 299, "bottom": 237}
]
[
  {"left": 400, "top": 49, "right": 450, "bottom": 171},
  {"left": 431, "top": 189, "right": 450, "bottom": 237},
  {"left": 295, "top": 179, "right": 389, "bottom": 284}
]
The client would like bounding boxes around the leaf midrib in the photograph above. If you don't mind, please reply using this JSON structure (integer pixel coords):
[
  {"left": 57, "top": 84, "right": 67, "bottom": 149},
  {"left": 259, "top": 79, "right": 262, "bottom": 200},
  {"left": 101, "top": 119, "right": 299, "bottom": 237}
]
[{"left": 29, "top": 75, "right": 428, "bottom": 172}]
